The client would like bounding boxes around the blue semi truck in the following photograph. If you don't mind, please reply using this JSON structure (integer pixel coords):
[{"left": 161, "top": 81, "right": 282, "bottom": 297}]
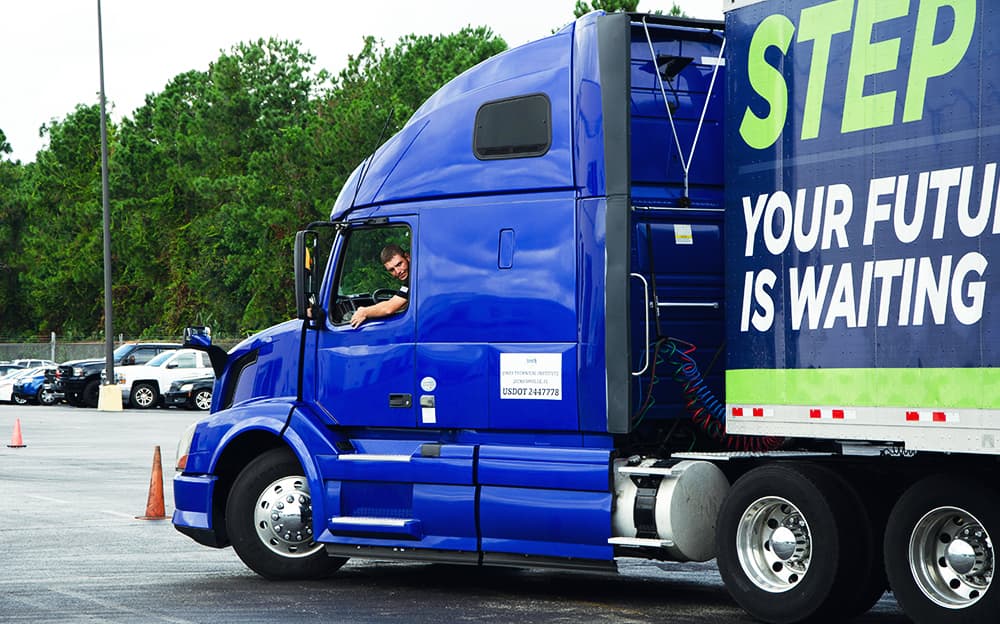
[{"left": 173, "top": 4, "right": 998, "bottom": 623}]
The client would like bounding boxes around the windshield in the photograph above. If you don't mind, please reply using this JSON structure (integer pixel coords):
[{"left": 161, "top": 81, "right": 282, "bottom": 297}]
[{"left": 146, "top": 351, "right": 173, "bottom": 367}]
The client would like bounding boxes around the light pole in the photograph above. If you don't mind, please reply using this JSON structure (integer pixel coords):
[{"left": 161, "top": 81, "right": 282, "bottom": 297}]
[{"left": 97, "top": 0, "right": 121, "bottom": 410}]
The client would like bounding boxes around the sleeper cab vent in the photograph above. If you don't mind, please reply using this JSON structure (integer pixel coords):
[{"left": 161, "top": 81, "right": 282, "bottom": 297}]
[{"left": 473, "top": 93, "right": 551, "bottom": 160}]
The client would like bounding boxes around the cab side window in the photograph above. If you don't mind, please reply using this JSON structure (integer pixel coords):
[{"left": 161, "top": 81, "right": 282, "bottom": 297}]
[
  {"left": 132, "top": 349, "right": 157, "bottom": 365},
  {"left": 328, "top": 225, "right": 411, "bottom": 325},
  {"left": 172, "top": 353, "right": 198, "bottom": 368}
]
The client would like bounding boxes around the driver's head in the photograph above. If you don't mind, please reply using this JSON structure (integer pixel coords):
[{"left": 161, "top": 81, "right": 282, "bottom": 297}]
[{"left": 380, "top": 244, "right": 410, "bottom": 281}]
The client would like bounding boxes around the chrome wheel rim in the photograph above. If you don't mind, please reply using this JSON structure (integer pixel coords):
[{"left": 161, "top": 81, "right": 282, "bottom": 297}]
[
  {"left": 253, "top": 475, "right": 322, "bottom": 558},
  {"left": 133, "top": 386, "right": 155, "bottom": 407},
  {"left": 194, "top": 390, "right": 211, "bottom": 410},
  {"left": 736, "top": 496, "right": 812, "bottom": 593},
  {"left": 909, "top": 506, "right": 993, "bottom": 608}
]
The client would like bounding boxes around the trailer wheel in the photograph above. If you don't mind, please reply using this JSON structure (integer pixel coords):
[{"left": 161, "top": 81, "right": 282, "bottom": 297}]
[
  {"left": 716, "top": 463, "right": 873, "bottom": 624},
  {"left": 226, "top": 447, "right": 346, "bottom": 580},
  {"left": 884, "top": 475, "right": 997, "bottom": 624}
]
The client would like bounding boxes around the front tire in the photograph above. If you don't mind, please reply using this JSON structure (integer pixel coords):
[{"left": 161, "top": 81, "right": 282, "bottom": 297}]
[
  {"left": 130, "top": 382, "right": 158, "bottom": 409},
  {"left": 12, "top": 393, "right": 28, "bottom": 405},
  {"left": 37, "top": 386, "right": 58, "bottom": 406},
  {"left": 226, "top": 447, "right": 346, "bottom": 580},
  {"left": 191, "top": 388, "right": 212, "bottom": 411},
  {"left": 884, "top": 475, "right": 997, "bottom": 624},
  {"left": 82, "top": 380, "right": 101, "bottom": 408},
  {"left": 716, "top": 463, "right": 875, "bottom": 624}
]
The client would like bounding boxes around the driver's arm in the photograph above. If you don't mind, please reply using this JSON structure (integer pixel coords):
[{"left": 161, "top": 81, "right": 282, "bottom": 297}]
[{"left": 350, "top": 295, "right": 407, "bottom": 328}]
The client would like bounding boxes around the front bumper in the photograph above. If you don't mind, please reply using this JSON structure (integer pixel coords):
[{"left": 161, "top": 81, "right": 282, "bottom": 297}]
[
  {"left": 163, "top": 391, "right": 190, "bottom": 407},
  {"left": 173, "top": 472, "right": 225, "bottom": 546}
]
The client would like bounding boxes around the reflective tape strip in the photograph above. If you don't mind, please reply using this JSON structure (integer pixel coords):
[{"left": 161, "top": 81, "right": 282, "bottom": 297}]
[
  {"left": 905, "top": 410, "right": 960, "bottom": 423},
  {"left": 730, "top": 406, "right": 772, "bottom": 418},
  {"left": 809, "top": 408, "right": 856, "bottom": 420}
]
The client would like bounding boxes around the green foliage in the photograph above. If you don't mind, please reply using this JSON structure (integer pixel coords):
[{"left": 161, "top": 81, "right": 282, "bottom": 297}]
[
  {"left": 574, "top": 0, "right": 640, "bottom": 17},
  {"left": 19, "top": 105, "right": 107, "bottom": 335},
  {"left": 0, "top": 28, "right": 506, "bottom": 339},
  {"left": 572, "top": 1, "right": 688, "bottom": 18},
  {"left": 0, "top": 152, "right": 25, "bottom": 326}
]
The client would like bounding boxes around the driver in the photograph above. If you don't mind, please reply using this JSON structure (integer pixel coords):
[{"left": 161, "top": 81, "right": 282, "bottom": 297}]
[{"left": 350, "top": 244, "right": 410, "bottom": 328}]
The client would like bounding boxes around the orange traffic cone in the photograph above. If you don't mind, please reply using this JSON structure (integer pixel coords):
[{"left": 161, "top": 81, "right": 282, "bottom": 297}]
[
  {"left": 7, "top": 418, "right": 26, "bottom": 448},
  {"left": 137, "top": 445, "right": 168, "bottom": 520}
]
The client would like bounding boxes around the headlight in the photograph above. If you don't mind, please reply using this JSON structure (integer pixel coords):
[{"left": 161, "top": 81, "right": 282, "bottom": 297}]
[
  {"left": 115, "top": 373, "right": 125, "bottom": 384},
  {"left": 175, "top": 421, "right": 198, "bottom": 472},
  {"left": 180, "top": 383, "right": 194, "bottom": 392}
]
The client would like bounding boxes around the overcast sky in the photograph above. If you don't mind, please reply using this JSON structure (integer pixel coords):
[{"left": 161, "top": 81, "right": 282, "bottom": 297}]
[{"left": 1, "top": 1, "right": 724, "bottom": 163}]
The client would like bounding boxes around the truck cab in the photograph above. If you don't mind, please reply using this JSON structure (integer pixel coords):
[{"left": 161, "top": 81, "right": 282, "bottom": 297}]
[{"left": 176, "top": 9, "right": 728, "bottom": 570}]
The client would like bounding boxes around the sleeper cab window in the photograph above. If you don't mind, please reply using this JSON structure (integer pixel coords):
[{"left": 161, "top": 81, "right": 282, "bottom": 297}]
[{"left": 473, "top": 93, "right": 551, "bottom": 160}]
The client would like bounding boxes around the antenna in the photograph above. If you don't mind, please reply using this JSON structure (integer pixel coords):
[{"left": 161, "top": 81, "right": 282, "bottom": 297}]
[{"left": 350, "top": 107, "right": 396, "bottom": 210}]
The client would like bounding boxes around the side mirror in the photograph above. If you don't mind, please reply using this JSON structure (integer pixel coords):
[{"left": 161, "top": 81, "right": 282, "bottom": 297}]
[
  {"left": 182, "top": 326, "right": 228, "bottom": 378},
  {"left": 294, "top": 230, "right": 319, "bottom": 321},
  {"left": 184, "top": 326, "right": 213, "bottom": 348}
]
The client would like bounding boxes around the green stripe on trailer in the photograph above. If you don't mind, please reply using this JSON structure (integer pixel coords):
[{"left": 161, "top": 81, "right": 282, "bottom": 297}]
[{"left": 726, "top": 368, "right": 1000, "bottom": 409}]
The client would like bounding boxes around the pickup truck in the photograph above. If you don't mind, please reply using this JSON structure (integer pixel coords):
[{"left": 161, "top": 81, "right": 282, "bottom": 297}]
[{"left": 113, "top": 348, "right": 213, "bottom": 409}]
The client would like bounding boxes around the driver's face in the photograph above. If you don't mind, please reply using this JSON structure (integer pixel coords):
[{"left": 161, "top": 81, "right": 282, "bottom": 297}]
[{"left": 383, "top": 254, "right": 409, "bottom": 281}]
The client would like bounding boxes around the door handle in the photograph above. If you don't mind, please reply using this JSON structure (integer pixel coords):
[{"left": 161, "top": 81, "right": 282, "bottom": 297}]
[{"left": 389, "top": 393, "right": 412, "bottom": 408}]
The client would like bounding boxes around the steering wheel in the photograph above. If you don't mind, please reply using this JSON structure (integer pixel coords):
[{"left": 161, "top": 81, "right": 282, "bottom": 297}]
[{"left": 372, "top": 288, "right": 398, "bottom": 303}]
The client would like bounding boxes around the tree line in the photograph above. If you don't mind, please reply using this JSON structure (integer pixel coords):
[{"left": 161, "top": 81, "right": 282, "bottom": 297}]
[{"left": 0, "top": 1, "right": 685, "bottom": 341}]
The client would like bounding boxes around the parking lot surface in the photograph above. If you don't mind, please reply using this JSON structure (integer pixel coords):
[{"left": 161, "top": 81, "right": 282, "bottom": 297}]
[{"left": 0, "top": 405, "right": 909, "bottom": 623}]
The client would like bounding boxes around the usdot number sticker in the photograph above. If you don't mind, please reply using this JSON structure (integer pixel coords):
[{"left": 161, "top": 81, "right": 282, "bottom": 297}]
[{"left": 499, "top": 353, "right": 562, "bottom": 400}]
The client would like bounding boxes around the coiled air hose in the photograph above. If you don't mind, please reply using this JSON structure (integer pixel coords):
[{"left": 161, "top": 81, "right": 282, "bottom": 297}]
[{"left": 635, "top": 337, "right": 783, "bottom": 453}]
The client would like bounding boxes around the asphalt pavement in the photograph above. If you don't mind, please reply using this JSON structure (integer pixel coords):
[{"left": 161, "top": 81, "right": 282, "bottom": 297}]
[{"left": 0, "top": 404, "right": 910, "bottom": 623}]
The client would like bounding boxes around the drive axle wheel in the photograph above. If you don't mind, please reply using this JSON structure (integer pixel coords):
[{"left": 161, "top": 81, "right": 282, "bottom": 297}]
[
  {"left": 716, "top": 463, "right": 876, "bottom": 624},
  {"left": 885, "top": 475, "right": 997, "bottom": 624},
  {"left": 736, "top": 495, "right": 813, "bottom": 592},
  {"left": 226, "top": 447, "right": 346, "bottom": 580}
]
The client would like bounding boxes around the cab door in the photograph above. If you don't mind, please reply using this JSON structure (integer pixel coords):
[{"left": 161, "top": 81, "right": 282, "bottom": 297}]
[{"left": 313, "top": 219, "right": 416, "bottom": 427}]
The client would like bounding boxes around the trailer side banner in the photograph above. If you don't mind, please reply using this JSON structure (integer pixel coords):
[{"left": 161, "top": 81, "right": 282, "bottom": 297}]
[{"left": 725, "top": 0, "right": 1000, "bottom": 408}]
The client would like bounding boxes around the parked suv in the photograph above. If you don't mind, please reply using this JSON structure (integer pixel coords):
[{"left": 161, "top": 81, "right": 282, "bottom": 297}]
[{"left": 56, "top": 342, "right": 180, "bottom": 407}]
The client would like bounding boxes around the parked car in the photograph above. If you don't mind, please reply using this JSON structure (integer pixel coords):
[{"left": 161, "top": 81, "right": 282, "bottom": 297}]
[
  {"left": 113, "top": 349, "right": 213, "bottom": 409},
  {"left": 11, "top": 367, "right": 59, "bottom": 405},
  {"left": 0, "top": 363, "right": 25, "bottom": 377},
  {"left": 0, "top": 367, "right": 37, "bottom": 403},
  {"left": 12, "top": 358, "right": 56, "bottom": 368},
  {"left": 163, "top": 375, "right": 214, "bottom": 411},
  {"left": 55, "top": 342, "right": 180, "bottom": 407}
]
